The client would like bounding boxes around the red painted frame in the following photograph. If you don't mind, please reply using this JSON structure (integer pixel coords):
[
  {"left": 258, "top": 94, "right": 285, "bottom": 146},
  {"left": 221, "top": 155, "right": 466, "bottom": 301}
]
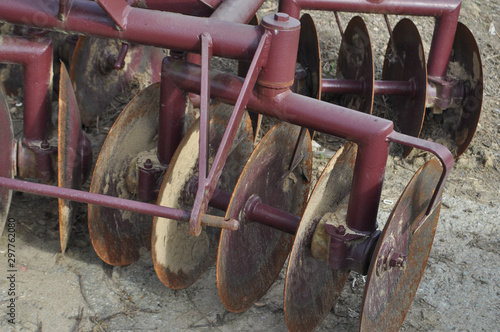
[{"left": 0, "top": 0, "right": 455, "bottom": 242}]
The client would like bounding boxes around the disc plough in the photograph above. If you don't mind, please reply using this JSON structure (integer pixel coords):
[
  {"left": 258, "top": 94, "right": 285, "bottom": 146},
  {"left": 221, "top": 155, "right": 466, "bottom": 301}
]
[{"left": 0, "top": 0, "right": 483, "bottom": 330}]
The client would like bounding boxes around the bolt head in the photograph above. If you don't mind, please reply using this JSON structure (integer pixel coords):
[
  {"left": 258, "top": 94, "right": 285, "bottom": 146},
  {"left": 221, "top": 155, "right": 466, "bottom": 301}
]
[
  {"left": 40, "top": 140, "right": 50, "bottom": 150},
  {"left": 336, "top": 225, "right": 346, "bottom": 235},
  {"left": 274, "top": 13, "right": 289, "bottom": 22},
  {"left": 389, "top": 252, "right": 407, "bottom": 269},
  {"left": 144, "top": 159, "right": 153, "bottom": 169}
]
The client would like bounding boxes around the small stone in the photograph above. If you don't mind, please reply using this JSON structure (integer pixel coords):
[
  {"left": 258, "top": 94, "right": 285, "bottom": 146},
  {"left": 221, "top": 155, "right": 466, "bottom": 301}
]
[
  {"left": 483, "top": 152, "right": 495, "bottom": 168},
  {"left": 112, "top": 266, "right": 122, "bottom": 279},
  {"left": 456, "top": 156, "right": 476, "bottom": 170}
]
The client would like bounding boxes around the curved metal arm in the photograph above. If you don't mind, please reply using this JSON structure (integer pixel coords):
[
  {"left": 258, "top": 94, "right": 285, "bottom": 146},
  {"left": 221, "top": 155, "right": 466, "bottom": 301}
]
[{"left": 387, "top": 130, "right": 455, "bottom": 217}]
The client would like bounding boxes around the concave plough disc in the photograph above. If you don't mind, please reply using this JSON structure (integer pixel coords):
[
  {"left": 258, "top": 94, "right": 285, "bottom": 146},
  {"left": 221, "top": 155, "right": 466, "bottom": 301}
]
[
  {"left": 297, "top": 14, "right": 321, "bottom": 100},
  {"left": 284, "top": 142, "right": 357, "bottom": 332},
  {"left": 0, "top": 82, "right": 14, "bottom": 236},
  {"left": 70, "top": 36, "right": 163, "bottom": 127},
  {"left": 152, "top": 104, "right": 253, "bottom": 289},
  {"left": 360, "top": 159, "right": 443, "bottom": 331},
  {"left": 445, "top": 22, "right": 483, "bottom": 158},
  {"left": 383, "top": 19, "right": 427, "bottom": 157},
  {"left": 88, "top": 84, "right": 197, "bottom": 266},
  {"left": 58, "top": 63, "right": 91, "bottom": 252},
  {"left": 337, "top": 16, "right": 374, "bottom": 113},
  {"left": 217, "top": 123, "right": 312, "bottom": 313}
]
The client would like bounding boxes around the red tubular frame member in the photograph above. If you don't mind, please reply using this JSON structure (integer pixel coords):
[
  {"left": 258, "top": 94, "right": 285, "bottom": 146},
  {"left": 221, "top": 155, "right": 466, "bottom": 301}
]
[
  {"left": 0, "top": 36, "right": 53, "bottom": 141},
  {"left": 0, "top": 0, "right": 261, "bottom": 61},
  {"left": 159, "top": 60, "right": 453, "bottom": 234},
  {"left": 278, "top": 0, "right": 462, "bottom": 79},
  {"left": 0, "top": 0, "right": 454, "bottom": 234}
]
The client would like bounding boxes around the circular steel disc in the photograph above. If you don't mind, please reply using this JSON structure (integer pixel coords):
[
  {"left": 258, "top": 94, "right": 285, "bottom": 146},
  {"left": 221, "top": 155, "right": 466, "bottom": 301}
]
[
  {"left": 217, "top": 123, "right": 313, "bottom": 313},
  {"left": 448, "top": 22, "right": 483, "bottom": 157},
  {"left": 152, "top": 104, "right": 253, "bottom": 289},
  {"left": 383, "top": 19, "right": 427, "bottom": 156},
  {"left": 337, "top": 16, "right": 374, "bottom": 113},
  {"left": 360, "top": 159, "right": 443, "bottom": 330},
  {"left": 89, "top": 84, "right": 198, "bottom": 266},
  {"left": 70, "top": 36, "right": 163, "bottom": 127},
  {"left": 58, "top": 63, "right": 84, "bottom": 253},
  {"left": 0, "top": 83, "right": 14, "bottom": 237},
  {"left": 284, "top": 142, "right": 357, "bottom": 332},
  {"left": 298, "top": 14, "right": 321, "bottom": 100},
  {"left": 88, "top": 83, "right": 162, "bottom": 266}
]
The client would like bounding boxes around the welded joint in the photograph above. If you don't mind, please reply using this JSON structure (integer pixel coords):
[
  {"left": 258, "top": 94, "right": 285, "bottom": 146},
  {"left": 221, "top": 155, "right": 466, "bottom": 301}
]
[
  {"left": 58, "top": 0, "right": 74, "bottom": 21},
  {"left": 17, "top": 139, "right": 57, "bottom": 183},
  {"left": 427, "top": 75, "right": 466, "bottom": 113},
  {"left": 198, "top": 0, "right": 223, "bottom": 10},
  {"left": 311, "top": 214, "right": 381, "bottom": 275},
  {"left": 97, "top": 0, "right": 132, "bottom": 30}
]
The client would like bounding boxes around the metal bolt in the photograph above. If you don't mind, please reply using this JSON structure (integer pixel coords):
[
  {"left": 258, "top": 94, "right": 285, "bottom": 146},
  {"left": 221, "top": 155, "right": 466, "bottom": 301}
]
[
  {"left": 389, "top": 252, "right": 407, "bottom": 270},
  {"left": 335, "top": 225, "right": 346, "bottom": 236},
  {"left": 274, "top": 13, "right": 289, "bottom": 22},
  {"left": 144, "top": 159, "right": 153, "bottom": 169},
  {"left": 40, "top": 140, "right": 50, "bottom": 150},
  {"left": 170, "top": 50, "right": 187, "bottom": 60}
]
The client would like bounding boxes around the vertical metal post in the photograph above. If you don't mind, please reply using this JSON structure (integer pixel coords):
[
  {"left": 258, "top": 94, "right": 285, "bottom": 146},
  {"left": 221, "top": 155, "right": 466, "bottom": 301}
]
[
  {"left": 159, "top": 54, "right": 188, "bottom": 165},
  {"left": 427, "top": 6, "right": 461, "bottom": 78},
  {"left": 0, "top": 37, "right": 53, "bottom": 141}
]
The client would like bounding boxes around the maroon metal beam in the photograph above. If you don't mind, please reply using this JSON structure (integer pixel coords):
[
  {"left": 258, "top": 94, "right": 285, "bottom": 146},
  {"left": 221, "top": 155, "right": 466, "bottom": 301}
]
[
  {"left": 245, "top": 196, "right": 301, "bottom": 235},
  {"left": 162, "top": 59, "right": 392, "bottom": 233},
  {"left": 159, "top": 57, "right": 452, "bottom": 233},
  {"left": 0, "top": 175, "right": 241, "bottom": 230},
  {"left": 279, "top": 0, "right": 462, "bottom": 84},
  {"left": 138, "top": 0, "right": 215, "bottom": 16},
  {"left": 162, "top": 60, "right": 393, "bottom": 155},
  {"left": 0, "top": 36, "right": 53, "bottom": 141},
  {"left": 279, "top": 0, "right": 461, "bottom": 18},
  {"left": 159, "top": 55, "right": 189, "bottom": 165},
  {"left": 322, "top": 79, "right": 415, "bottom": 96},
  {"left": 373, "top": 80, "right": 415, "bottom": 96},
  {"left": 209, "top": 0, "right": 266, "bottom": 23},
  {"left": 0, "top": 176, "right": 191, "bottom": 221},
  {"left": 427, "top": 6, "right": 461, "bottom": 78},
  {"left": 0, "top": 0, "right": 261, "bottom": 61},
  {"left": 193, "top": 179, "right": 301, "bottom": 234}
]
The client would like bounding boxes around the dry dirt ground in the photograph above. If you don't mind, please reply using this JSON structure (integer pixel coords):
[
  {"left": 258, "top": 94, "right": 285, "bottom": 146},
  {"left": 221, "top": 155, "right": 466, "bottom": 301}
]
[{"left": 0, "top": 0, "right": 499, "bottom": 331}]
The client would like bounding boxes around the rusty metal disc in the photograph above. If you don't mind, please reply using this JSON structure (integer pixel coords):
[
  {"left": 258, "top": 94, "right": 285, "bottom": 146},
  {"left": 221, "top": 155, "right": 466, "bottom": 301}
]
[
  {"left": 360, "top": 159, "right": 443, "bottom": 331},
  {"left": 284, "top": 142, "right": 357, "bottom": 332},
  {"left": 383, "top": 19, "right": 427, "bottom": 156},
  {"left": 217, "top": 123, "right": 313, "bottom": 313},
  {"left": 0, "top": 83, "right": 14, "bottom": 237},
  {"left": 447, "top": 22, "right": 483, "bottom": 157},
  {"left": 337, "top": 16, "right": 374, "bottom": 113},
  {"left": 89, "top": 83, "right": 159, "bottom": 266},
  {"left": 298, "top": 14, "right": 322, "bottom": 100},
  {"left": 89, "top": 85, "right": 198, "bottom": 266},
  {"left": 70, "top": 36, "right": 163, "bottom": 127},
  {"left": 58, "top": 63, "right": 85, "bottom": 253},
  {"left": 152, "top": 104, "right": 253, "bottom": 289}
]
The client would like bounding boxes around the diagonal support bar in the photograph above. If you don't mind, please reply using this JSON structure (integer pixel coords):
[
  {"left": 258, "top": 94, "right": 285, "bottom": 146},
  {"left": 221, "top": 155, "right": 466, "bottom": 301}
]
[
  {"left": 198, "top": 33, "right": 213, "bottom": 182},
  {"left": 189, "top": 31, "right": 271, "bottom": 236}
]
